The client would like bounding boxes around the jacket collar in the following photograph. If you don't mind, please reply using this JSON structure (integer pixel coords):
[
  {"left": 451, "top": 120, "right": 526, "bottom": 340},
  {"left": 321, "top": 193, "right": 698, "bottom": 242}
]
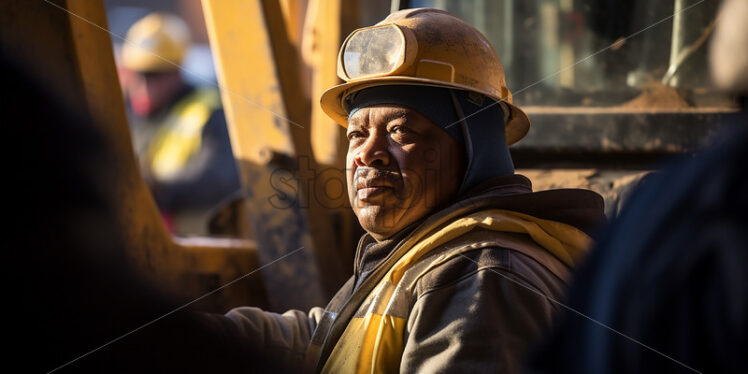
[
  {"left": 322, "top": 174, "right": 605, "bottom": 370},
  {"left": 352, "top": 173, "right": 605, "bottom": 288}
]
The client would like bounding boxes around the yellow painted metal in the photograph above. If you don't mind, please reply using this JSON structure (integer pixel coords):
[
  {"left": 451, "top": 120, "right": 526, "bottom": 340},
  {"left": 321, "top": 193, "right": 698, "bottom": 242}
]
[
  {"left": 281, "top": 0, "right": 312, "bottom": 102},
  {"left": 303, "top": 0, "right": 361, "bottom": 268},
  {"left": 202, "top": 0, "right": 295, "bottom": 164},
  {"left": 27, "top": 0, "right": 179, "bottom": 281},
  {"left": 176, "top": 238, "right": 268, "bottom": 311},
  {"left": 259, "top": 0, "right": 354, "bottom": 300},
  {"left": 202, "top": 0, "right": 349, "bottom": 310},
  {"left": 305, "top": 0, "right": 345, "bottom": 167},
  {"left": 1, "top": 0, "right": 264, "bottom": 312},
  {"left": 9, "top": 0, "right": 363, "bottom": 312},
  {"left": 280, "top": 0, "right": 308, "bottom": 52},
  {"left": 304, "top": 0, "right": 362, "bottom": 169}
]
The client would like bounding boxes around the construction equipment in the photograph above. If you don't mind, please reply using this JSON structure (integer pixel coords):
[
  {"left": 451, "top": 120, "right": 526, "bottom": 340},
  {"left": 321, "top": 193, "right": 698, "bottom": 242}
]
[
  {"left": 0, "top": 0, "right": 264, "bottom": 313},
  {"left": 0, "top": 0, "right": 737, "bottom": 316}
]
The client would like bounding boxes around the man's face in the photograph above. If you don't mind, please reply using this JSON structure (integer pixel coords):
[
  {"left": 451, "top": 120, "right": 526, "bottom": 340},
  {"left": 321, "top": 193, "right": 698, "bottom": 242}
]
[
  {"left": 124, "top": 70, "right": 183, "bottom": 117},
  {"left": 346, "top": 104, "right": 465, "bottom": 241}
]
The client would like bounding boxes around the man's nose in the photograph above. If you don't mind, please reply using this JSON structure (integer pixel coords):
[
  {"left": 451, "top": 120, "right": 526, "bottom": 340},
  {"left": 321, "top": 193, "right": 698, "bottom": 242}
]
[{"left": 354, "top": 131, "right": 390, "bottom": 167}]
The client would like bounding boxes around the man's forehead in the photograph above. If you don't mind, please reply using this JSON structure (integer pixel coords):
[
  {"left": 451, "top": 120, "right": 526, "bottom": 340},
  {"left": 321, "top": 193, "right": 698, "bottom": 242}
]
[{"left": 347, "top": 105, "right": 414, "bottom": 127}]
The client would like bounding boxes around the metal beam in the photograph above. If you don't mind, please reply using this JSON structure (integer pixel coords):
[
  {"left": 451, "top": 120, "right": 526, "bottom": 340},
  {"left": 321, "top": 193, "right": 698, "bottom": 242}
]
[
  {"left": 1, "top": 0, "right": 176, "bottom": 278},
  {"left": 514, "top": 107, "right": 734, "bottom": 154},
  {"left": 202, "top": 0, "right": 349, "bottom": 311},
  {"left": 0, "top": 0, "right": 265, "bottom": 312}
]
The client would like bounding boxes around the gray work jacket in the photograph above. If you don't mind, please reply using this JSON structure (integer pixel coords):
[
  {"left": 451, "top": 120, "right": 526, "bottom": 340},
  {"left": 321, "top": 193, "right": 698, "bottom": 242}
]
[{"left": 222, "top": 174, "right": 605, "bottom": 372}]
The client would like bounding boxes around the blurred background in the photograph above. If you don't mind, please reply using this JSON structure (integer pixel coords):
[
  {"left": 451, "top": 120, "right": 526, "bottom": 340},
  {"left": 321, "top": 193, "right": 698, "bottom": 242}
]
[
  {"left": 2, "top": 0, "right": 736, "bottom": 322},
  {"left": 104, "top": 0, "right": 733, "bottom": 237}
]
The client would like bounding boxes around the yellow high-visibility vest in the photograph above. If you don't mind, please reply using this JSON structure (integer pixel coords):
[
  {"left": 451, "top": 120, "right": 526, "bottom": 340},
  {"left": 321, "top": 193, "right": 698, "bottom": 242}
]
[{"left": 147, "top": 88, "right": 220, "bottom": 181}]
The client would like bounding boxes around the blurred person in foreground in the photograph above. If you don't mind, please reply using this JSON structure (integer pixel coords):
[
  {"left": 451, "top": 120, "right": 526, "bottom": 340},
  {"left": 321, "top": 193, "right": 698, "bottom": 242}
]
[
  {"left": 526, "top": 0, "right": 748, "bottom": 372},
  {"left": 119, "top": 12, "right": 240, "bottom": 234},
  {"left": 4, "top": 51, "right": 288, "bottom": 372}
]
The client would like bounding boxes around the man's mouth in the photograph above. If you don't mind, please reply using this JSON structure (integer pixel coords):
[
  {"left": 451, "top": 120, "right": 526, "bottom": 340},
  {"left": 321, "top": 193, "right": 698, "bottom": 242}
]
[
  {"left": 357, "top": 185, "right": 394, "bottom": 200},
  {"left": 353, "top": 167, "right": 400, "bottom": 201}
]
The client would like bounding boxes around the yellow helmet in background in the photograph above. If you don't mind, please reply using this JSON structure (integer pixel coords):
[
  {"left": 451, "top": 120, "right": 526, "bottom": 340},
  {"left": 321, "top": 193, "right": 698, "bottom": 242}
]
[
  {"left": 121, "top": 12, "right": 191, "bottom": 73},
  {"left": 320, "top": 8, "right": 530, "bottom": 145}
]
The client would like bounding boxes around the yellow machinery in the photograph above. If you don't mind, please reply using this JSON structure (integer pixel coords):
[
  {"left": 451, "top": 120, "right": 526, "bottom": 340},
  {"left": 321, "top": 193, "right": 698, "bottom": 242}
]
[
  {"left": 0, "top": 0, "right": 731, "bottom": 314},
  {"left": 0, "top": 0, "right": 367, "bottom": 313},
  {"left": 201, "top": 0, "right": 355, "bottom": 310},
  {"left": 0, "top": 0, "right": 270, "bottom": 312}
]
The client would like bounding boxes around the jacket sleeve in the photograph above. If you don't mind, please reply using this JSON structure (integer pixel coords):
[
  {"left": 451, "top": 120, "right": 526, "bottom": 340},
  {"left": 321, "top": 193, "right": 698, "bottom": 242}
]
[
  {"left": 219, "top": 306, "right": 326, "bottom": 369},
  {"left": 400, "top": 265, "right": 559, "bottom": 373}
]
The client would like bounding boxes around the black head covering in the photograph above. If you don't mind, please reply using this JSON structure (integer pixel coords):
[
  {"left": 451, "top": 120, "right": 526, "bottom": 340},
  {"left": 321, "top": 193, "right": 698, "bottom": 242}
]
[{"left": 345, "top": 85, "right": 514, "bottom": 195}]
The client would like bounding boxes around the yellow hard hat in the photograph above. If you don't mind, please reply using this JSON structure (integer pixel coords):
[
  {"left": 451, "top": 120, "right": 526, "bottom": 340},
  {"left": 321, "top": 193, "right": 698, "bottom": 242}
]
[
  {"left": 121, "top": 12, "right": 191, "bottom": 73},
  {"left": 320, "top": 8, "right": 530, "bottom": 145}
]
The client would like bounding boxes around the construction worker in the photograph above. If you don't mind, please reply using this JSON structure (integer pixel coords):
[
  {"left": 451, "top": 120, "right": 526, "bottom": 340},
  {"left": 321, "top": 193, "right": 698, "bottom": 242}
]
[
  {"left": 217, "top": 9, "right": 605, "bottom": 372},
  {"left": 120, "top": 12, "right": 240, "bottom": 234}
]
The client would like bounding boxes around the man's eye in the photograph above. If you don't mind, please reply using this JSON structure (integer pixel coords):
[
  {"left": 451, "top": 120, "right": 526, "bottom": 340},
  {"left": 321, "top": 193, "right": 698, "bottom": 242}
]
[
  {"left": 389, "top": 125, "right": 406, "bottom": 135},
  {"left": 347, "top": 131, "right": 364, "bottom": 141}
]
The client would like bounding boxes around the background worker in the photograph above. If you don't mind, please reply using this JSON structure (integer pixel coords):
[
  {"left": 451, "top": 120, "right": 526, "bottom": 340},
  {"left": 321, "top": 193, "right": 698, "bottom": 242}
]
[{"left": 119, "top": 12, "right": 240, "bottom": 234}]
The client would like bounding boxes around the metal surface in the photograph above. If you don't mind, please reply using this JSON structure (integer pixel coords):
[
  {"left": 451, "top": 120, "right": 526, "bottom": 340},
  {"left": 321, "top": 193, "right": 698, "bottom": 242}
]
[
  {"left": 304, "top": 0, "right": 363, "bottom": 273},
  {"left": 1, "top": 0, "right": 175, "bottom": 279},
  {"left": 176, "top": 237, "right": 268, "bottom": 311},
  {"left": 514, "top": 107, "right": 734, "bottom": 154},
  {"left": 306, "top": 0, "right": 353, "bottom": 168},
  {"left": 202, "top": 0, "right": 349, "bottom": 311},
  {"left": 0, "top": 0, "right": 264, "bottom": 312}
]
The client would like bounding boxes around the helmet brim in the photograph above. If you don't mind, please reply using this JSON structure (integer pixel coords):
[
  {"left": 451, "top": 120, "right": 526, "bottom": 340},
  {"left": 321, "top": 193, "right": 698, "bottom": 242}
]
[{"left": 320, "top": 76, "right": 530, "bottom": 145}]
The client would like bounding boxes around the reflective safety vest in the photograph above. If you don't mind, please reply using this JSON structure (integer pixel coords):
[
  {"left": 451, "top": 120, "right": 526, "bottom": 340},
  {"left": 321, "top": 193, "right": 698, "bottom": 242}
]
[
  {"left": 147, "top": 88, "right": 221, "bottom": 181},
  {"left": 317, "top": 207, "right": 591, "bottom": 373}
]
